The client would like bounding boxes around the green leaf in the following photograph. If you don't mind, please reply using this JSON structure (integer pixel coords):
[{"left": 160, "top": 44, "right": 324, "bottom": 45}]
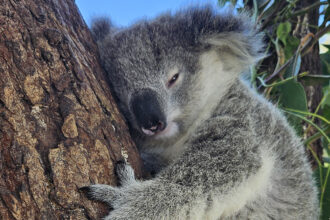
[
  {"left": 277, "top": 80, "right": 307, "bottom": 135},
  {"left": 284, "top": 36, "right": 300, "bottom": 60},
  {"left": 283, "top": 108, "right": 330, "bottom": 124},
  {"left": 278, "top": 80, "right": 307, "bottom": 111},
  {"left": 322, "top": 87, "right": 330, "bottom": 108},
  {"left": 321, "top": 87, "right": 330, "bottom": 155},
  {"left": 277, "top": 22, "right": 292, "bottom": 46},
  {"left": 292, "top": 54, "right": 301, "bottom": 78},
  {"left": 283, "top": 110, "right": 330, "bottom": 143},
  {"left": 322, "top": 105, "right": 330, "bottom": 124},
  {"left": 314, "top": 167, "right": 330, "bottom": 220},
  {"left": 321, "top": 52, "right": 330, "bottom": 75}
]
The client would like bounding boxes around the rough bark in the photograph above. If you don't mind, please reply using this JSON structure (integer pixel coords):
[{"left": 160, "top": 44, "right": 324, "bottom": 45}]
[{"left": 0, "top": 0, "right": 142, "bottom": 219}]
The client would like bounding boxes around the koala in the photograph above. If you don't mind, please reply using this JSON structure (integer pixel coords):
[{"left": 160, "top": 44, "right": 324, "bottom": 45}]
[{"left": 81, "top": 6, "right": 319, "bottom": 220}]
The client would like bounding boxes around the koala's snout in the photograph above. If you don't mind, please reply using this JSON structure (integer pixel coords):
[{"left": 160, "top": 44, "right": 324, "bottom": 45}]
[{"left": 131, "top": 89, "right": 167, "bottom": 136}]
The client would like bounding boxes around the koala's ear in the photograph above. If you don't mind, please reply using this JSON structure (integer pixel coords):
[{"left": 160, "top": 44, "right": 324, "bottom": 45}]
[
  {"left": 183, "top": 7, "right": 265, "bottom": 66},
  {"left": 91, "top": 17, "right": 115, "bottom": 42},
  {"left": 203, "top": 31, "right": 265, "bottom": 66}
]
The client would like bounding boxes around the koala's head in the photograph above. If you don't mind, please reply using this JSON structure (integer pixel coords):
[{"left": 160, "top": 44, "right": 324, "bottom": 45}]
[{"left": 93, "top": 6, "right": 264, "bottom": 147}]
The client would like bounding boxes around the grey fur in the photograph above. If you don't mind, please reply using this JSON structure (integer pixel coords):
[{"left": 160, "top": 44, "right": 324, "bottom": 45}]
[{"left": 85, "top": 6, "right": 319, "bottom": 220}]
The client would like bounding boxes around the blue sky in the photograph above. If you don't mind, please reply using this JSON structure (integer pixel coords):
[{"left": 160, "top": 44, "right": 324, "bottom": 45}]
[
  {"left": 75, "top": 0, "right": 218, "bottom": 27},
  {"left": 75, "top": 1, "right": 328, "bottom": 51}
]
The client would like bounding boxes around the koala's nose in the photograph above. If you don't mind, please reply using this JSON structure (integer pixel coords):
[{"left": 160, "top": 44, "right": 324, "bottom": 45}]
[{"left": 130, "top": 89, "right": 167, "bottom": 135}]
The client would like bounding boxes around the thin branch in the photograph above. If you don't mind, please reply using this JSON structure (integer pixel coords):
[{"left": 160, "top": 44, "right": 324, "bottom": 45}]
[
  {"left": 289, "top": 1, "right": 328, "bottom": 18},
  {"left": 303, "top": 25, "right": 330, "bottom": 55},
  {"left": 261, "top": 24, "right": 329, "bottom": 85},
  {"left": 260, "top": 1, "right": 288, "bottom": 30},
  {"left": 282, "top": 110, "right": 330, "bottom": 143},
  {"left": 263, "top": 54, "right": 296, "bottom": 84},
  {"left": 284, "top": 107, "right": 330, "bottom": 124},
  {"left": 305, "top": 91, "right": 328, "bottom": 135},
  {"left": 304, "top": 125, "right": 330, "bottom": 145},
  {"left": 320, "top": 166, "right": 330, "bottom": 212},
  {"left": 258, "top": 71, "right": 308, "bottom": 88}
]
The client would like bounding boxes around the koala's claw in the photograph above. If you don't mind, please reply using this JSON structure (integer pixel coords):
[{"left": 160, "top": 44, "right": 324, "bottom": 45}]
[
  {"left": 79, "top": 186, "right": 95, "bottom": 200},
  {"left": 115, "top": 162, "right": 137, "bottom": 186},
  {"left": 80, "top": 184, "right": 121, "bottom": 205},
  {"left": 80, "top": 163, "right": 136, "bottom": 206}
]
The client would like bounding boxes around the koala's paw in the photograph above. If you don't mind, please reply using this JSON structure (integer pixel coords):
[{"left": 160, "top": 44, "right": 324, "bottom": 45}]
[
  {"left": 115, "top": 161, "right": 137, "bottom": 186},
  {"left": 79, "top": 184, "right": 122, "bottom": 205},
  {"left": 80, "top": 162, "right": 137, "bottom": 206}
]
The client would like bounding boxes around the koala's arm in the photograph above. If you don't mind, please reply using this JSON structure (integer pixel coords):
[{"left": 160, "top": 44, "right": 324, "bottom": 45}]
[
  {"left": 82, "top": 164, "right": 192, "bottom": 220},
  {"left": 82, "top": 117, "right": 266, "bottom": 220}
]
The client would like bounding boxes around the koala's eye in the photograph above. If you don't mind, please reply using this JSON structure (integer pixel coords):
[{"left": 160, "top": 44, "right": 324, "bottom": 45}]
[{"left": 167, "top": 73, "right": 179, "bottom": 88}]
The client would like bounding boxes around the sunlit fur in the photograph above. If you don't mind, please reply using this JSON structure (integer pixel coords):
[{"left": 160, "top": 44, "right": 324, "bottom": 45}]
[{"left": 85, "top": 6, "right": 319, "bottom": 220}]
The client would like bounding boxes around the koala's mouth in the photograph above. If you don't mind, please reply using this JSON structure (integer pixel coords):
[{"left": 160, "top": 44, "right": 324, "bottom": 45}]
[
  {"left": 141, "top": 121, "right": 178, "bottom": 139},
  {"left": 141, "top": 126, "right": 160, "bottom": 136}
]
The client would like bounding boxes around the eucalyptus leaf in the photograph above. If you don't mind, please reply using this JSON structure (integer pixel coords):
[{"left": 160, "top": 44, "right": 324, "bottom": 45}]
[
  {"left": 284, "top": 36, "right": 300, "bottom": 60},
  {"left": 322, "top": 104, "right": 330, "bottom": 123},
  {"left": 292, "top": 54, "right": 301, "bottom": 78},
  {"left": 313, "top": 167, "right": 330, "bottom": 220},
  {"left": 322, "top": 87, "right": 330, "bottom": 108},
  {"left": 321, "top": 52, "right": 330, "bottom": 75},
  {"left": 277, "top": 22, "right": 292, "bottom": 46},
  {"left": 278, "top": 80, "right": 307, "bottom": 111},
  {"left": 277, "top": 80, "right": 307, "bottom": 135}
]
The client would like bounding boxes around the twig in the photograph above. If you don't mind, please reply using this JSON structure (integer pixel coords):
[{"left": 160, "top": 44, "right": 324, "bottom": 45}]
[
  {"left": 261, "top": 24, "right": 329, "bottom": 86},
  {"left": 303, "top": 25, "right": 330, "bottom": 55},
  {"left": 258, "top": 71, "right": 308, "bottom": 88},
  {"left": 260, "top": 1, "right": 287, "bottom": 30},
  {"left": 304, "top": 125, "right": 330, "bottom": 145},
  {"left": 320, "top": 166, "right": 330, "bottom": 212},
  {"left": 289, "top": 1, "right": 328, "bottom": 18}
]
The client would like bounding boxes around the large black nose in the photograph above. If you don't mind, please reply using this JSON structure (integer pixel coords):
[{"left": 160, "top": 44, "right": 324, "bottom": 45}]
[{"left": 130, "top": 89, "right": 166, "bottom": 135}]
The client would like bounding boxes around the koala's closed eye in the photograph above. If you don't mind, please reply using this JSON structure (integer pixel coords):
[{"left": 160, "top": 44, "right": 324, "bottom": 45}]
[{"left": 167, "top": 72, "right": 180, "bottom": 88}]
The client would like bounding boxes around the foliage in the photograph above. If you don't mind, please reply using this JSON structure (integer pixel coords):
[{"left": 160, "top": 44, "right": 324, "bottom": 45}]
[{"left": 219, "top": 0, "right": 330, "bottom": 219}]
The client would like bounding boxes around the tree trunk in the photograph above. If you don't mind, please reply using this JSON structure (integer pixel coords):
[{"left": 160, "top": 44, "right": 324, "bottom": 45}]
[{"left": 0, "top": 0, "right": 142, "bottom": 219}]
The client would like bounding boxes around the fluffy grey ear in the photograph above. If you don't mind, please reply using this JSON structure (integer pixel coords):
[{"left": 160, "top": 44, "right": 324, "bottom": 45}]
[
  {"left": 201, "top": 11, "right": 265, "bottom": 66},
  {"left": 175, "top": 7, "right": 265, "bottom": 66},
  {"left": 204, "top": 29, "right": 265, "bottom": 66},
  {"left": 90, "top": 17, "right": 114, "bottom": 42}
]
